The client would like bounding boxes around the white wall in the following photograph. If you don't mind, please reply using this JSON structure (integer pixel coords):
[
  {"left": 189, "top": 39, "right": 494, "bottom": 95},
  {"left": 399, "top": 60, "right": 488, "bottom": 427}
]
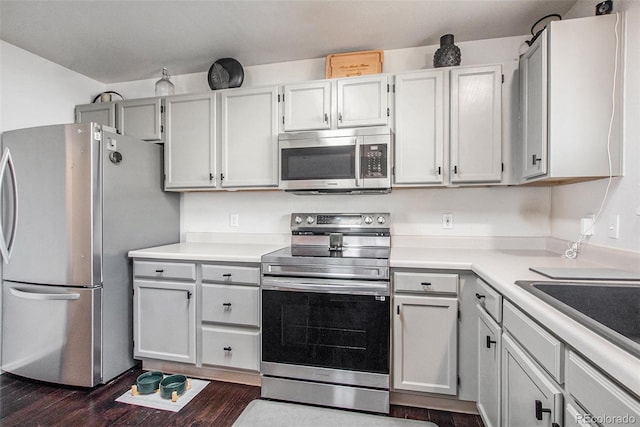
[
  {"left": 183, "top": 187, "right": 550, "bottom": 238},
  {"left": 550, "top": 1, "right": 640, "bottom": 253},
  {"left": 0, "top": 41, "right": 104, "bottom": 132}
]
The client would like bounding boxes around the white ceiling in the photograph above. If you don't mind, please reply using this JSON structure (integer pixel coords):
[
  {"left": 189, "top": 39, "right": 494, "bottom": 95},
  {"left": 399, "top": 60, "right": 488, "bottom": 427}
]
[{"left": 0, "top": 0, "right": 577, "bottom": 84}]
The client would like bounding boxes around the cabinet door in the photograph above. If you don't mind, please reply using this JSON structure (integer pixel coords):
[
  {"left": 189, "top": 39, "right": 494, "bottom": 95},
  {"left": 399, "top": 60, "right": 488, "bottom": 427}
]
[
  {"left": 283, "top": 81, "right": 331, "bottom": 131},
  {"left": 502, "top": 334, "right": 563, "bottom": 427},
  {"left": 337, "top": 75, "right": 389, "bottom": 128},
  {"left": 477, "top": 305, "right": 502, "bottom": 427},
  {"left": 220, "top": 86, "right": 279, "bottom": 188},
  {"left": 521, "top": 31, "right": 548, "bottom": 179},
  {"left": 450, "top": 65, "right": 502, "bottom": 183},
  {"left": 133, "top": 279, "right": 196, "bottom": 363},
  {"left": 393, "top": 295, "right": 458, "bottom": 395},
  {"left": 164, "top": 93, "right": 217, "bottom": 190},
  {"left": 75, "top": 103, "right": 116, "bottom": 128},
  {"left": 117, "top": 98, "right": 163, "bottom": 141},
  {"left": 394, "top": 70, "right": 446, "bottom": 185}
]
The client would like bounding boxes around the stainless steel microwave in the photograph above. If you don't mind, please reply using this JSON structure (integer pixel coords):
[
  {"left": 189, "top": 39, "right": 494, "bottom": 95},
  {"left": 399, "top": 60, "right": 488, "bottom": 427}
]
[{"left": 278, "top": 127, "right": 392, "bottom": 194}]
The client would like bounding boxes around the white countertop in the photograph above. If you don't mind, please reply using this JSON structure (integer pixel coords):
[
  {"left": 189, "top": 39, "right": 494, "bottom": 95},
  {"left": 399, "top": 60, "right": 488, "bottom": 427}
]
[
  {"left": 129, "top": 240, "right": 640, "bottom": 397},
  {"left": 128, "top": 242, "right": 285, "bottom": 263}
]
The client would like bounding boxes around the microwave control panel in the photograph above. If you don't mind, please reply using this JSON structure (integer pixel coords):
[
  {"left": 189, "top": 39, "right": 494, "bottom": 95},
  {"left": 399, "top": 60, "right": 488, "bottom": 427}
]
[{"left": 362, "top": 144, "right": 388, "bottom": 178}]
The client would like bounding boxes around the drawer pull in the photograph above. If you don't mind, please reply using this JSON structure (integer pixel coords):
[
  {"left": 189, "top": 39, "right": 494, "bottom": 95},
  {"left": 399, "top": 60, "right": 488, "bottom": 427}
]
[
  {"left": 155, "top": 269, "right": 164, "bottom": 273},
  {"left": 222, "top": 273, "right": 232, "bottom": 278},
  {"left": 475, "top": 293, "right": 486, "bottom": 300},
  {"left": 420, "top": 282, "right": 432, "bottom": 287},
  {"left": 535, "top": 400, "right": 552, "bottom": 421},
  {"left": 486, "top": 335, "right": 497, "bottom": 348},
  {"left": 222, "top": 302, "right": 232, "bottom": 307},
  {"left": 223, "top": 346, "right": 232, "bottom": 352}
]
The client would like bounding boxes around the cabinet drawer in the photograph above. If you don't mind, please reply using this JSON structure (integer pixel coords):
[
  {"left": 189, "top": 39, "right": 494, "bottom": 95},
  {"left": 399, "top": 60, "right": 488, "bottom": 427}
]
[
  {"left": 503, "top": 301, "right": 563, "bottom": 382},
  {"left": 394, "top": 272, "right": 458, "bottom": 294},
  {"left": 134, "top": 260, "right": 196, "bottom": 281},
  {"left": 202, "top": 264, "right": 259, "bottom": 285},
  {"left": 567, "top": 351, "right": 640, "bottom": 426},
  {"left": 201, "top": 284, "right": 259, "bottom": 326},
  {"left": 201, "top": 326, "right": 259, "bottom": 371},
  {"left": 475, "top": 278, "right": 502, "bottom": 323}
]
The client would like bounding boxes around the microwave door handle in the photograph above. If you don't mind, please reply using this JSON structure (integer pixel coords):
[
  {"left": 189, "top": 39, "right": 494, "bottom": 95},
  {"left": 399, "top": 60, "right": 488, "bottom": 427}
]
[{"left": 354, "top": 138, "right": 361, "bottom": 187}]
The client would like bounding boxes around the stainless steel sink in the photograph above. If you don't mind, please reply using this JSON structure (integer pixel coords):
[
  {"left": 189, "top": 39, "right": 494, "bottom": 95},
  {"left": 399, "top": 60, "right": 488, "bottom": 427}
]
[{"left": 515, "top": 281, "right": 640, "bottom": 358}]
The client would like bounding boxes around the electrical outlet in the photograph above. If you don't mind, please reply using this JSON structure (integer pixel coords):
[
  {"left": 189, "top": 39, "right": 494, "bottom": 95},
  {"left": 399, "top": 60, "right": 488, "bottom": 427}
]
[
  {"left": 580, "top": 215, "right": 595, "bottom": 236},
  {"left": 607, "top": 215, "right": 619, "bottom": 239},
  {"left": 442, "top": 213, "right": 453, "bottom": 229},
  {"left": 230, "top": 213, "right": 240, "bottom": 227}
]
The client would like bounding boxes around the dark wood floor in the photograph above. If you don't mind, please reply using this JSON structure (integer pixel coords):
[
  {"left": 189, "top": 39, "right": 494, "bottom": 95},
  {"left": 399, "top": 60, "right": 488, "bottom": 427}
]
[{"left": 0, "top": 366, "right": 484, "bottom": 426}]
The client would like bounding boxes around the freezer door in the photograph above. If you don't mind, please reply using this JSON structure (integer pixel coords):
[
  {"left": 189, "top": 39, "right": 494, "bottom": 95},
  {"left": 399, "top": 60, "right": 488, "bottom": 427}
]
[
  {"left": 1, "top": 281, "right": 102, "bottom": 386},
  {"left": 1, "top": 123, "right": 101, "bottom": 286}
]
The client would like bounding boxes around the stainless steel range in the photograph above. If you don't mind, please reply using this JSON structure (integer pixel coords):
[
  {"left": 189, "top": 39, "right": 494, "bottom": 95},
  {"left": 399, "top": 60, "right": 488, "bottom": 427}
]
[{"left": 261, "top": 213, "right": 391, "bottom": 413}]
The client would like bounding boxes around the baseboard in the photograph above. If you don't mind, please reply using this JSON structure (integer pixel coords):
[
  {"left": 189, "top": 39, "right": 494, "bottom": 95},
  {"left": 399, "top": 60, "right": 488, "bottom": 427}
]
[
  {"left": 141, "top": 359, "right": 261, "bottom": 387},
  {"left": 390, "top": 391, "right": 479, "bottom": 415}
]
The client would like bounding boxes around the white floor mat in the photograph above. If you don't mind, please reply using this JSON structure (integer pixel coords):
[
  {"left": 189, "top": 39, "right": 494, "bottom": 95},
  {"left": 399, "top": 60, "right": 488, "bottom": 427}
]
[{"left": 115, "top": 378, "right": 210, "bottom": 412}]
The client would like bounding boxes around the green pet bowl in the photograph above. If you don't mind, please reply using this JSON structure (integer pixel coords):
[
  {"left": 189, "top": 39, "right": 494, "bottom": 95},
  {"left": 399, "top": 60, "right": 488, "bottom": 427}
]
[
  {"left": 136, "top": 371, "right": 163, "bottom": 394},
  {"left": 159, "top": 374, "right": 188, "bottom": 400}
]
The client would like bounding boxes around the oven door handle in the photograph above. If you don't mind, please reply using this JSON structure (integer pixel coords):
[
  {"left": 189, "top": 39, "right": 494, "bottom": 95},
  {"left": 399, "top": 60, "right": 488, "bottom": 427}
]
[{"left": 261, "top": 277, "right": 389, "bottom": 296}]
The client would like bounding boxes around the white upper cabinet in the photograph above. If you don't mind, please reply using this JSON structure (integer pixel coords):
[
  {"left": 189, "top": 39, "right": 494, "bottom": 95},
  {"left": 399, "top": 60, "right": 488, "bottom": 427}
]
[
  {"left": 450, "top": 66, "right": 502, "bottom": 184},
  {"left": 394, "top": 70, "right": 446, "bottom": 185},
  {"left": 281, "top": 75, "right": 389, "bottom": 132},
  {"left": 337, "top": 75, "right": 389, "bottom": 128},
  {"left": 75, "top": 102, "right": 116, "bottom": 128},
  {"left": 283, "top": 81, "right": 332, "bottom": 131},
  {"left": 394, "top": 65, "right": 502, "bottom": 186},
  {"left": 76, "top": 97, "right": 164, "bottom": 142},
  {"left": 164, "top": 93, "right": 217, "bottom": 190},
  {"left": 117, "top": 97, "right": 164, "bottom": 141},
  {"left": 519, "top": 14, "right": 623, "bottom": 183},
  {"left": 220, "top": 86, "right": 279, "bottom": 188}
]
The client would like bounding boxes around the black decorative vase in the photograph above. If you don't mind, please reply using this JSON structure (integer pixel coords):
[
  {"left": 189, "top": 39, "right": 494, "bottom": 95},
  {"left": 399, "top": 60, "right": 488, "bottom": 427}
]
[{"left": 433, "top": 34, "right": 461, "bottom": 68}]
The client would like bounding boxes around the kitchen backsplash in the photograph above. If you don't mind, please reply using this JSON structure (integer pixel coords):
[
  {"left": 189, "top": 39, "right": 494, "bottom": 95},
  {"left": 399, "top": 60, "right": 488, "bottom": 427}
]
[{"left": 181, "top": 186, "right": 550, "bottom": 238}]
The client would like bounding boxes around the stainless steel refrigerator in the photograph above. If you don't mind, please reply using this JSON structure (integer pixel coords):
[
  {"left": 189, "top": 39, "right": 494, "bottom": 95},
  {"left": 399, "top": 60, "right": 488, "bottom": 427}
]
[{"left": 0, "top": 122, "right": 179, "bottom": 387}]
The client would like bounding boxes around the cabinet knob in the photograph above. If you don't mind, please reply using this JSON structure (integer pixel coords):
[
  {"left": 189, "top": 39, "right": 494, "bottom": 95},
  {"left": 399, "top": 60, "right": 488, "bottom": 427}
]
[
  {"left": 535, "top": 400, "right": 552, "bottom": 421},
  {"left": 223, "top": 346, "right": 232, "bottom": 352},
  {"left": 486, "top": 335, "right": 497, "bottom": 348},
  {"left": 475, "top": 293, "right": 486, "bottom": 300}
]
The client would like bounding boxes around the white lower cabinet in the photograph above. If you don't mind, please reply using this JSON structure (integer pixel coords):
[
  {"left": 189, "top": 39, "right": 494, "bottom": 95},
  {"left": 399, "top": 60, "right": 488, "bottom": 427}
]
[
  {"left": 477, "top": 304, "right": 502, "bottom": 427},
  {"left": 201, "top": 326, "right": 260, "bottom": 370},
  {"left": 132, "top": 259, "right": 261, "bottom": 376},
  {"left": 133, "top": 279, "right": 196, "bottom": 364},
  {"left": 199, "top": 263, "right": 261, "bottom": 372},
  {"left": 393, "top": 292, "right": 458, "bottom": 395},
  {"left": 566, "top": 351, "right": 640, "bottom": 427},
  {"left": 502, "top": 333, "right": 563, "bottom": 427}
]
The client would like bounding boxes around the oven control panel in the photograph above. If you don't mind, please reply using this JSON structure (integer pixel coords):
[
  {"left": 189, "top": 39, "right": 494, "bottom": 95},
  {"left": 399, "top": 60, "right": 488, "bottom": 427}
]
[{"left": 291, "top": 213, "right": 390, "bottom": 230}]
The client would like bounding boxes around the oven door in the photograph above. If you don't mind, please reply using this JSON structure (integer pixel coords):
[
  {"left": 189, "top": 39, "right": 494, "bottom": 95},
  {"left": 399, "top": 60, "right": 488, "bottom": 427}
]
[
  {"left": 279, "top": 137, "right": 360, "bottom": 190},
  {"left": 261, "top": 282, "right": 390, "bottom": 378}
]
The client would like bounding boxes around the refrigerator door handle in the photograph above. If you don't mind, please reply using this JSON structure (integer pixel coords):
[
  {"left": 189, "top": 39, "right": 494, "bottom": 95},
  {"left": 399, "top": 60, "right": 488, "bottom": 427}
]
[
  {"left": 9, "top": 287, "right": 80, "bottom": 301},
  {"left": 0, "top": 147, "right": 19, "bottom": 263}
]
